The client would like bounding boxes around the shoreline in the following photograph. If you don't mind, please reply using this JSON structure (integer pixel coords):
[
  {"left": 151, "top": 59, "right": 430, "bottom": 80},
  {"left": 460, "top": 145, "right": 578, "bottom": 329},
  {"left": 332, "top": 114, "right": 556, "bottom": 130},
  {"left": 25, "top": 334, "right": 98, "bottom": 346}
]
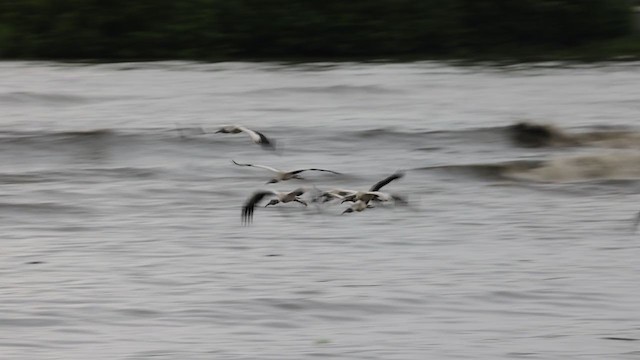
[{"left": 2, "top": 42, "right": 640, "bottom": 65}]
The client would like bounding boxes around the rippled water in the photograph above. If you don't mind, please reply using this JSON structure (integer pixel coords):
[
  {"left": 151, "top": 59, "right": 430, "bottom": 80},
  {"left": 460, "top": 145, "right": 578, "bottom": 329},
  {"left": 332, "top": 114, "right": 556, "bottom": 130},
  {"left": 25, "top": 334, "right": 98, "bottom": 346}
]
[{"left": 1, "top": 61, "right": 640, "bottom": 359}]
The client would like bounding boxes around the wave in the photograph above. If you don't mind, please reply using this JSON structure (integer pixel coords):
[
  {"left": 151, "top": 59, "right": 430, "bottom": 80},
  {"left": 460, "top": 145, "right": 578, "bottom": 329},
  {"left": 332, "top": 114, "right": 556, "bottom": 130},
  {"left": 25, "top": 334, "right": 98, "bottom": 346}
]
[
  {"left": 0, "top": 172, "right": 61, "bottom": 184},
  {"left": 414, "top": 160, "right": 544, "bottom": 181},
  {"left": 0, "top": 91, "right": 90, "bottom": 106},
  {"left": 0, "top": 127, "right": 275, "bottom": 156},
  {"left": 0, "top": 201, "right": 89, "bottom": 214},
  {"left": 0, "top": 167, "right": 165, "bottom": 184},
  {"left": 505, "top": 152, "right": 640, "bottom": 183},
  {"left": 0, "top": 126, "right": 474, "bottom": 149},
  {"left": 0, "top": 129, "right": 181, "bottom": 147},
  {"left": 341, "top": 126, "right": 515, "bottom": 150},
  {"left": 2, "top": 122, "right": 638, "bottom": 156},
  {"left": 346, "top": 123, "right": 640, "bottom": 150},
  {"left": 508, "top": 121, "right": 640, "bottom": 149},
  {"left": 0, "top": 129, "right": 115, "bottom": 141},
  {"left": 347, "top": 126, "right": 501, "bottom": 138},
  {"left": 68, "top": 166, "right": 165, "bottom": 179},
  {"left": 241, "top": 84, "right": 399, "bottom": 96},
  {"left": 417, "top": 152, "right": 640, "bottom": 183}
]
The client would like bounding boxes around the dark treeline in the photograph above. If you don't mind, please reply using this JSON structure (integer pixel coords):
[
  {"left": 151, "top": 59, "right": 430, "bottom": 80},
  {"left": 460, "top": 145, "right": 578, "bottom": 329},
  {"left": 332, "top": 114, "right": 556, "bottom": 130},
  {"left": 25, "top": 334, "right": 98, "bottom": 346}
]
[{"left": 0, "top": 0, "right": 636, "bottom": 60}]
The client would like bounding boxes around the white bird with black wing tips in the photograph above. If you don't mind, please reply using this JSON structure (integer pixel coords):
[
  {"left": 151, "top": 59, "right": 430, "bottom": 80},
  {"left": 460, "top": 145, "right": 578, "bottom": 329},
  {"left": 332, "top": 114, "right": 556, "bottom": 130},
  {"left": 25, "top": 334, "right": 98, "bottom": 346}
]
[
  {"left": 241, "top": 188, "right": 308, "bottom": 225},
  {"left": 216, "top": 125, "right": 275, "bottom": 149},
  {"left": 334, "top": 171, "right": 406, "bottom": 205},
  {"left": 232, "top": 160, "right": 341, "bottom": 184}
]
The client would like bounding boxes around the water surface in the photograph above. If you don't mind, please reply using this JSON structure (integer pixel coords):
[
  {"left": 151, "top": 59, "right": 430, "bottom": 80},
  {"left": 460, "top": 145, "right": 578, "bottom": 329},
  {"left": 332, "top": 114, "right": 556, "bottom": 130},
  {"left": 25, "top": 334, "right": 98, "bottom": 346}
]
[{"left": 1, "top": 61, "right": 640, "bottom": 360}]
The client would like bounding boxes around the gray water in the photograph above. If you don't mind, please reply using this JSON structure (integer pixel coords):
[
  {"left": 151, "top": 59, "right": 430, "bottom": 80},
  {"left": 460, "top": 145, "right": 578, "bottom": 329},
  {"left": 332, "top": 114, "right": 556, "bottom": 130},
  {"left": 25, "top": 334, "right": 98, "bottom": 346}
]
[{"left": 1, "top": 61, "right": 640, "bottom": 360}]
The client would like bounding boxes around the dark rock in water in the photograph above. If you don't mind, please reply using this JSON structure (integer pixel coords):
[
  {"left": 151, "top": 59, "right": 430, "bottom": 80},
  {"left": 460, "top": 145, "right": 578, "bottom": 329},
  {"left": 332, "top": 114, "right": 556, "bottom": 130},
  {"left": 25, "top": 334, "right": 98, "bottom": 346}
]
[
  {"left": 25, "top": 261, "right": 44, "bottom": 265},
  {"left": 508, "top": 122, "right": 556, "bottom": 147}
]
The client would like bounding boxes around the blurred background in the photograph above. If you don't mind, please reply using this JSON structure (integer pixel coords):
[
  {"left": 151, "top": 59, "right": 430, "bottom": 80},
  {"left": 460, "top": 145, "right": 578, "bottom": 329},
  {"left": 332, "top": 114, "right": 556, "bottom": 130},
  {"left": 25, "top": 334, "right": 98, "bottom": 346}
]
[
  {"left": 1, "top": 0, "right": 640, "bottom": 61},
  {"left": 2, "top": 1, "right": 640, "bottom": 360}
]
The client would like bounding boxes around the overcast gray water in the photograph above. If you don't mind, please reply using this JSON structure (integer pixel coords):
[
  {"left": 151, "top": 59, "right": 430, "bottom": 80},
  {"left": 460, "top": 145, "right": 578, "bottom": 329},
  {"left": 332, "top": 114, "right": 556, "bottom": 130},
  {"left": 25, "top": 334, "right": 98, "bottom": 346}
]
[{"left": 1, "top": 61, "right": 640, "bottom": 359}]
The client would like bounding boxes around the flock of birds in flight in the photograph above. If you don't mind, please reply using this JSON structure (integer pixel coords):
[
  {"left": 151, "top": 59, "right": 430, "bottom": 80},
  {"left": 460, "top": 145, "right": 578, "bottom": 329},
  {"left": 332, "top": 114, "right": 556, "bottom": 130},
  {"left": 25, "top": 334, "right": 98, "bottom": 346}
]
[
  {"left": 212, "top": 125, "right": 407, "bottom": 225},
  {"left": 215, "top": 122, "right": 640, "bottom": 231}
]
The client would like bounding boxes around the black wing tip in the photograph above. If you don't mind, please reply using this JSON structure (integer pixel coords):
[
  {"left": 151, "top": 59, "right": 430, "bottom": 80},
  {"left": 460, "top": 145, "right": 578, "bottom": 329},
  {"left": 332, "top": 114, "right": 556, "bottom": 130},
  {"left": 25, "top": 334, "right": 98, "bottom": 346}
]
[
  {"left": 255, "top": 131, "right": 277, "bottom": 150},
  {"left": 370, "top": 171, "right": 405, "bottom": 191},
  {"left": 292, "top": 168, "right": 340, "bottom": 175},
  {"left": 232, "top": 159, "right": 252, "bottom": 167},
  {"left": 255, "top": 131, "right": 271, "bottom": 144},
  {"left": 241, "top": 191, "right": 274, "bottom": 225},
  {"left": 241, "top": 205, "right": 254, "bottom": 225},
  {"left": 311, "top": 168, "right": 341, "bottom": 174}
]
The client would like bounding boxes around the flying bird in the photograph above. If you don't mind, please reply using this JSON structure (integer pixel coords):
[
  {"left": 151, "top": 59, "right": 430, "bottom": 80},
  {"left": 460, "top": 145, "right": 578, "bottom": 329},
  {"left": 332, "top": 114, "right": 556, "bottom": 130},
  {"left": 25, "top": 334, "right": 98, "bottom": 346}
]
[
  {"left": 340, "top": 171, "right": 405, "bottom": 203},
  {"left": 342, "top": 200, "right": 374, "bottom": 214},
  {"left": 313, "top": 188, "right": 359, "bottom": 203},
  {"left": 341, "top": 191, "right": 407, "bottom": 205},
  {"left": 370, "top": 171, "right": 405, "bottom": 192},
  {"left": 216, "top": 125, "right": 275, "bottom": 149},
  {"left": 241, "top": 188, "right": 308, "bottom": 225},
  {"left": 315, "top": 189, "right": 403, "bottom": 204},
  {"left": 232, "top": 160, "right": 340, "bottom": 183}
]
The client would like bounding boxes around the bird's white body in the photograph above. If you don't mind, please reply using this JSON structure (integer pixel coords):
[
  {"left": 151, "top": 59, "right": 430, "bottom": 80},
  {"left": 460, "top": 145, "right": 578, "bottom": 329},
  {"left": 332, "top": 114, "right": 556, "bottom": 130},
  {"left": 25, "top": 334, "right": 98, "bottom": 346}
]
[{"left": 232, "top": 160, "right": 340, "bottom": 183}]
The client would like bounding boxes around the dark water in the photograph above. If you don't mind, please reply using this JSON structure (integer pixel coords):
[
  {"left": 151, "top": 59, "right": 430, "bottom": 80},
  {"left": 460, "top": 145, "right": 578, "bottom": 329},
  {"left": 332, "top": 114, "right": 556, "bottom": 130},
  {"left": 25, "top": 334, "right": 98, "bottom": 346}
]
[{"left": 1, "top": 61, "right": 640, "bottom": 359}]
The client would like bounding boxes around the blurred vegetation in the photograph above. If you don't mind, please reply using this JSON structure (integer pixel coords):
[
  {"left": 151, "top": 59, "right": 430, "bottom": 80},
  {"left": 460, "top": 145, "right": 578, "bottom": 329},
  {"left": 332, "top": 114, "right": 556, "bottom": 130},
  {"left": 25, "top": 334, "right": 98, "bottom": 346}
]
[{"left": 0, "top": 0, "right": 637, "bottom": 61}]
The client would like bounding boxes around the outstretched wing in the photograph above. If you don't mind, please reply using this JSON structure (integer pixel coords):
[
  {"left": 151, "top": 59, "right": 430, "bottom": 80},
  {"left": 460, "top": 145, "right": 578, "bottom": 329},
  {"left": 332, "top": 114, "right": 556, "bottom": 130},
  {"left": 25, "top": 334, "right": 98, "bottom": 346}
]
[
  {"left": 288, "top": 187, "right": 307, "bottom": 197},
  {"left": 232, "top": 160, "right": 280, "bottom": 173},
  {"left": 370, "top": 171, "right": 405, "bottom": 191},
  {"left": 242, "top": 190, "right": 276, "bottom": 225},
  {"left": 237, "top": 126, "right": 274, "bottom": 147},
  {"left": 289, "top": 168, "right": 341, "bottom": 175},
  {"left": 362, "top": 191, "right": 392, "bottom": 203}
]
